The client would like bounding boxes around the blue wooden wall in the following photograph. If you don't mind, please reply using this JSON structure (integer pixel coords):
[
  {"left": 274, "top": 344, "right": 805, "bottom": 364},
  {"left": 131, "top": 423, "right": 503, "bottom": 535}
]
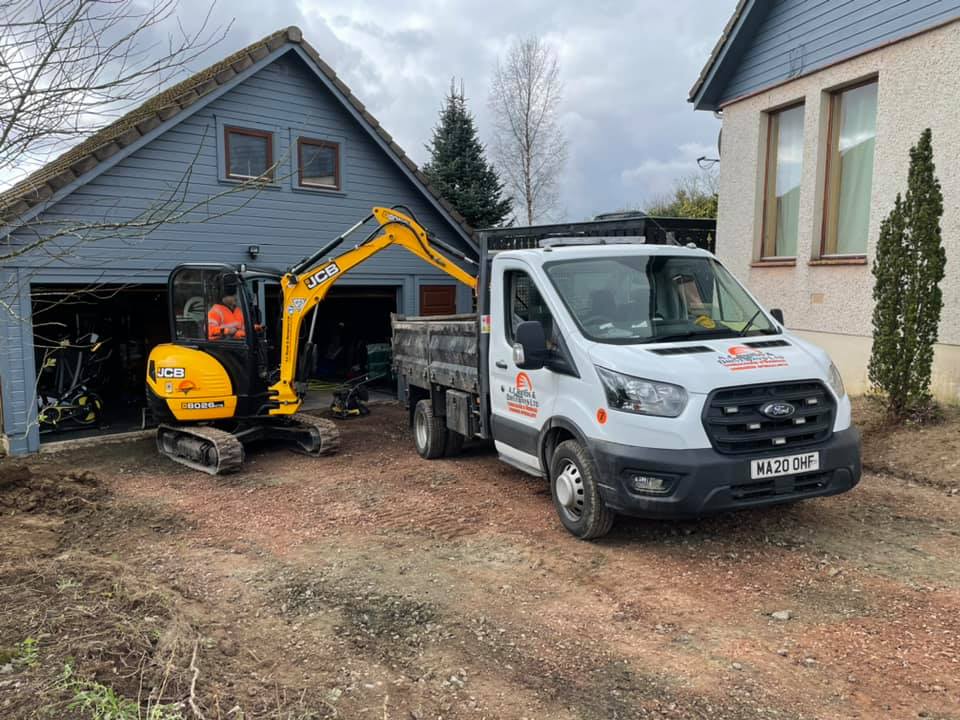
[
  {"left": 698, "top": 0, "right": 960, "bottom": 109},
  {"left": 0, "top": 48, "right": 475, "bottom": 454}
]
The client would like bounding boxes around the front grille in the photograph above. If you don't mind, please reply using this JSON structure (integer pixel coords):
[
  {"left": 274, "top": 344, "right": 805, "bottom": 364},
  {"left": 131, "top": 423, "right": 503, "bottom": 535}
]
[
  {"left": 730, "top": 472, "right": 831, "bottom": 501},
  {"left": 702, "top": 380, "right": 835, "bottom": 455}
]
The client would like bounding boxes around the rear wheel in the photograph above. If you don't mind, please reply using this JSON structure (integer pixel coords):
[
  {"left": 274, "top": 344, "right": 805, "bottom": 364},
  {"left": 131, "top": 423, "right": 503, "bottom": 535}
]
[
  {"left": 550, "top": 440, "right": 614, "bottom": 539},
  {"left": 413, "top": 400, "right": 446, "bottom": 459}
]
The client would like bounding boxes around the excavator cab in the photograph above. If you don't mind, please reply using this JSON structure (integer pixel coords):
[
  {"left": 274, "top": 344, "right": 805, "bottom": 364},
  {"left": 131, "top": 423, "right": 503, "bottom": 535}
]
[{"left": 149, "top": 264, "right": 279, "bottom": 423}]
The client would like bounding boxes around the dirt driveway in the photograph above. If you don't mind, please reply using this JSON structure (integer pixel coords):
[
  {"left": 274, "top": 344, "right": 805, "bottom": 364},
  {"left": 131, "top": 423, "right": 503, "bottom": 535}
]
[{"left": 2, "top": 404, "right": 959, "bottom": 719}]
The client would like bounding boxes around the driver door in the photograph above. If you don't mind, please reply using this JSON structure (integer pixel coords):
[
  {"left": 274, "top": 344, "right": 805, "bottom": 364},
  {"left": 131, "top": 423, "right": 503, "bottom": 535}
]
[{"left": 489, "top": 262, "right": 559, "bottom": 474}]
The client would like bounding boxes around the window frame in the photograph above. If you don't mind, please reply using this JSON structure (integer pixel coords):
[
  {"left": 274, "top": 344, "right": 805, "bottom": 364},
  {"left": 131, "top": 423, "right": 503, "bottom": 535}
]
[
  {"left": 223, "top": 125, "right": 275, "bottom": 181},
  {"left": 819, "top": 77, "right": 879, "bottom": 259},
  {"left": 297, "top": 137, "right": 341, "bottom": 190},
  {"left": 760, "top": 101, "right": 805, "bottom": 260}
]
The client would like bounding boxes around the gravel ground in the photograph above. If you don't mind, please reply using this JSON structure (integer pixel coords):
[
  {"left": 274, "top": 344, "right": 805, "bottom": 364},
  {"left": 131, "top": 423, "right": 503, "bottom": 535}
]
[{"left": 1, "top": 403, "right": 958, "bottom": 719}]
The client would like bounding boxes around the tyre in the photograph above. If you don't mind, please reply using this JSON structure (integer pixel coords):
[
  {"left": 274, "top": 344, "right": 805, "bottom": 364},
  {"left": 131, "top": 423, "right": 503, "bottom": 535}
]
[
  {"left": 549, "top": 440, "right": 614, "bottom": 539},
  {"left": 413, "top": 399, "right": 447, "bottom": 459},
  {"left": 444, "top": 429, "right": 465, "bottom": 457}
]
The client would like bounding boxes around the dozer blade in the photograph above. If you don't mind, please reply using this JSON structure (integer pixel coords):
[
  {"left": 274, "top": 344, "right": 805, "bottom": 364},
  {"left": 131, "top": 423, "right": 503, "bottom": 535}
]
[{"left": 157, "top": 424, "right": 244, "bottom": 475}]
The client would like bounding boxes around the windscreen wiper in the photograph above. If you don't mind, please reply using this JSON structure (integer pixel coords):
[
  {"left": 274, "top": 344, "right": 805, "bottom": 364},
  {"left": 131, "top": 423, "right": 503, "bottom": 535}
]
[{"left": 739, "top": 310, "right": 763, "bottom": 337}]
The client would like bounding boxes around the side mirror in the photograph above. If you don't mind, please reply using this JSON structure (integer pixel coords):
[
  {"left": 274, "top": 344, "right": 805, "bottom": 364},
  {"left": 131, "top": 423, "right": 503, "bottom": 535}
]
[
  {"left": 770, "top": 308, "right": 785, "bottom": 325},
  {"left": 513, "top": 320, "right": 548, "bottom": 370}
]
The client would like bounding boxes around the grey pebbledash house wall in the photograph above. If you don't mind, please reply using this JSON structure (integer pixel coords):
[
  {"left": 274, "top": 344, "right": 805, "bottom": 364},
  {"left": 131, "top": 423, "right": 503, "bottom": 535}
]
[
  {"left": 0, "top": 30, "right": 477, "bottom": 455},
  {"left": 691, "top": 0, "right": 960, "bottom": 111}
]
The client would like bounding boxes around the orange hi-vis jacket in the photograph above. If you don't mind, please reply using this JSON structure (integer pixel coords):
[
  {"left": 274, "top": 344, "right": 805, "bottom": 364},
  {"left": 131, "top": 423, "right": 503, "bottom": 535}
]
[{"left": 208, "top": 303, "right": 245, "bottom": 340}]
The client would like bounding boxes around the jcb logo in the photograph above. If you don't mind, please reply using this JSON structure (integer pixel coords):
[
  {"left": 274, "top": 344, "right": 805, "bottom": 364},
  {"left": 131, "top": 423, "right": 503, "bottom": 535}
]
[
  {"left": 157, "top": 367, "right": 186, "bottom": 379},
  {"left": 304, "top": 262, "right": 341, "bottom": 290}
]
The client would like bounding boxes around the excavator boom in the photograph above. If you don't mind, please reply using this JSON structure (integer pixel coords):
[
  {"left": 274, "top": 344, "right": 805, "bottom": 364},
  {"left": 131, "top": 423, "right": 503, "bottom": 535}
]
[{"left": 268, "top": 206, "right": 477, "bottom": 413}]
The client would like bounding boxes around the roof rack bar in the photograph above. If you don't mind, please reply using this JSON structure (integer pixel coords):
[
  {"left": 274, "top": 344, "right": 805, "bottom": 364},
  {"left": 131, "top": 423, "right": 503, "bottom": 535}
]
[{"left": 539, "top": 237, "right": 647, "bottom": 248}]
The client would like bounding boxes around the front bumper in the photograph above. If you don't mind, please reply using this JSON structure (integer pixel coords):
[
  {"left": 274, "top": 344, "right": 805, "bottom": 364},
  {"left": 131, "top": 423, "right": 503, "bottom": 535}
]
[{"left": 591, "top": 426, "right": 861, "bottom": 519}]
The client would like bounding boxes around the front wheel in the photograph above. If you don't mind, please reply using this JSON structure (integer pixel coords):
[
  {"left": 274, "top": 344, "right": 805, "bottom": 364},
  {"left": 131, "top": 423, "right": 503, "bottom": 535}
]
[
  {"left": 549, "top": 440, "right": 614, "bottom": 539},
  {"left": 413, "top": 399, "right": 447, "bottom": 459}
]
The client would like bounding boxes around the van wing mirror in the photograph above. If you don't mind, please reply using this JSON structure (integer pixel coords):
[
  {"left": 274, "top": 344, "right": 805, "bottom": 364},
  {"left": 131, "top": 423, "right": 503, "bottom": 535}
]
[
  {"left": 513, "top": 321, "right": 548, "bottom": 370},
  {"left": 770, "top": 308, "right": 785, "bottom": 325}
]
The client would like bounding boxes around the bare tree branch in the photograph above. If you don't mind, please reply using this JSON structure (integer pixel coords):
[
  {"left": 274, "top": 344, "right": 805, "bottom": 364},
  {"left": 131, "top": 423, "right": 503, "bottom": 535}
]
[
  {"left": 488, "top": 36, "right": 568, "bottom": 225},
  {"left": 0, "top": 0, "right": 229, "bottom": 180}
]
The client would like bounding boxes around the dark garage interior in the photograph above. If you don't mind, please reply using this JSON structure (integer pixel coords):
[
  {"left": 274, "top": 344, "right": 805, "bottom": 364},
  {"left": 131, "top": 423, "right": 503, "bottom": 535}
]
[
  {"left": 31, "top": 284, "right": 168, "bottom": 441},
  {"left": 307, "top": 285, "right": 397, "bottom": 387},
  {"left": 30, "top": 283, "right": 400, "bottom": 442}
]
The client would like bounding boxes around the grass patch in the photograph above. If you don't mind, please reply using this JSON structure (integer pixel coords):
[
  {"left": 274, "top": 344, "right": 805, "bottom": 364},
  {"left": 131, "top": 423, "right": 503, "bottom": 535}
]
[
  {"left": 60, "top": 663, "right": 185, "bottom": 720},
  {"left": 16, "top": 637, "right": 39, "bottom": 668}
]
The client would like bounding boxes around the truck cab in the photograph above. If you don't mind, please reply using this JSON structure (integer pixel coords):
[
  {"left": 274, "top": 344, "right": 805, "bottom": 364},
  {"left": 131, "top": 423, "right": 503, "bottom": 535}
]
[{"left": 393, "top": 227, "right": 861, "bottom": 540}]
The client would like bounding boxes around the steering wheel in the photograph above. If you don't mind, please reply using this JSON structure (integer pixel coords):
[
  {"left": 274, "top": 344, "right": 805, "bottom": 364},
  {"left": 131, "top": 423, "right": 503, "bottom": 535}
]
[{"left": 183, "top": 296, "right": 205, "bottom": 320}]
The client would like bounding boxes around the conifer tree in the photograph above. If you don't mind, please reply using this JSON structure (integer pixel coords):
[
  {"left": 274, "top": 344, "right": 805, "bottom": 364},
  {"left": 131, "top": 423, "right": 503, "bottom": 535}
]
[
  {"left": 423, "top": 80, "right": 512, "bottom": 229},
  {"left": 868, "top": 128, "right": 946, "bottom": 419}
]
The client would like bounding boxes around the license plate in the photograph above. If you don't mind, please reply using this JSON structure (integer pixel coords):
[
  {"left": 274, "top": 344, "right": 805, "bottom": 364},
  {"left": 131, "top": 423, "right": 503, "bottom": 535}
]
[{"left": 750, "top": 452, "right": 820, "bottom": 480}]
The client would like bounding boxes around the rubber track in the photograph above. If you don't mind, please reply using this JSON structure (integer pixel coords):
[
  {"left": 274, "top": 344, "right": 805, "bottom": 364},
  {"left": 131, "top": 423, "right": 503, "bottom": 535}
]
[
  {"left": 157, "top": 424, "right": 245, "bottom": 475},
  {"left": 291, "top": 413, "right": 341, "bottom": 455}
]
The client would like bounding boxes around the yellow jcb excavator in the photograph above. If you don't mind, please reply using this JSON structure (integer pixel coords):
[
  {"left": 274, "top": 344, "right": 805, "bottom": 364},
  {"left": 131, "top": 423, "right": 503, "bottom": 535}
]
[{"left": 146, "top": 206, "right": 477, "bottom": 474}]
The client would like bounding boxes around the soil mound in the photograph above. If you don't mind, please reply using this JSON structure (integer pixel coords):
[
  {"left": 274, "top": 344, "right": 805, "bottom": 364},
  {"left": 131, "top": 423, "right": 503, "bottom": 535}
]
[{"left": 0, "top": 465, "right": 107, "bottom": 513}]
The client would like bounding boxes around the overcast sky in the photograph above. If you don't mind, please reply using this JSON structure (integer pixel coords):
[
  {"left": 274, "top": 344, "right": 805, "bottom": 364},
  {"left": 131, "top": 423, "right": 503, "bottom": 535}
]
[{"left": 170, "top": 0, "right": 736, "bottom": 221}]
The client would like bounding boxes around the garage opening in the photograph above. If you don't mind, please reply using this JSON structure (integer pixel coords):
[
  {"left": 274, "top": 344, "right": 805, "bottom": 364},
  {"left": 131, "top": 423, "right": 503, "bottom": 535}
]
[
  {"left": 30, "top": 282, "right": 402, "bottom": 441},
  {"left": 32, "top": 284, "right": 168, "bottom": 442},
  {"left": 306, "top": 285, "right": 398, "bottom": 390}
]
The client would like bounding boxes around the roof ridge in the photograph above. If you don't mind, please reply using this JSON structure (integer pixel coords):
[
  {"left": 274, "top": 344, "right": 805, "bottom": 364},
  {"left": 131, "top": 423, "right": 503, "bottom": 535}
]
[{"left": 0, "top": 26, "right": 473, "bottom": 242}]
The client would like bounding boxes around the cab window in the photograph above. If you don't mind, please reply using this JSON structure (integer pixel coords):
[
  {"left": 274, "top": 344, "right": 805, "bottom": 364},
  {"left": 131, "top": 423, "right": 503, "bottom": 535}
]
[
  {"left": 504, "top": 270, "right": 556, "bottom": 348},
  {"left": 170, "top": 268, "right": 247, "bottom": 342}
]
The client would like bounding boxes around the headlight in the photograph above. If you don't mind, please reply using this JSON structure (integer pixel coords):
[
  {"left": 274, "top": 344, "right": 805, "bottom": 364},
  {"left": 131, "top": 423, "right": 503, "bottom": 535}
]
[
  {"left": 827, "top": 361, "right": 846, "bottom": 399},
  {"left": 595, "top": 366, "right": 688, "bottom": 417}
]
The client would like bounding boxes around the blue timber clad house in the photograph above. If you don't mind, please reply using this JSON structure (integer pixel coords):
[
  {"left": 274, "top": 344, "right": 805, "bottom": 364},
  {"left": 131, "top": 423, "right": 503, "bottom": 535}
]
[{"left": 0, "top": 27, "right": 477, "bottom": 455}]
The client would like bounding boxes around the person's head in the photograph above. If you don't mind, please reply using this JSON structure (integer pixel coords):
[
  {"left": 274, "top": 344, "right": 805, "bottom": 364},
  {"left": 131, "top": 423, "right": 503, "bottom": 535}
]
[{"left": 221, "top": 293, "right": 237, "bottom": 309}]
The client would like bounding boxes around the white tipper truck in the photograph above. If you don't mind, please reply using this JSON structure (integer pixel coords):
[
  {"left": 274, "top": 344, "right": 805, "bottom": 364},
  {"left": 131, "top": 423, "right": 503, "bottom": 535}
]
[{"left": 392, "top": 218, "right": 861, "bottom": 540}]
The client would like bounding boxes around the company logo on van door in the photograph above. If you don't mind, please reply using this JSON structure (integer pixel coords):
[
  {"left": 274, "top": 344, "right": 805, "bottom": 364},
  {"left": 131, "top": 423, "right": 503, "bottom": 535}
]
[
  {"left": 717, "top": 345, "right": 789, "bottom": 372},
  {"left": 506, "top": 372, "right": 539, "bottom": 418}
]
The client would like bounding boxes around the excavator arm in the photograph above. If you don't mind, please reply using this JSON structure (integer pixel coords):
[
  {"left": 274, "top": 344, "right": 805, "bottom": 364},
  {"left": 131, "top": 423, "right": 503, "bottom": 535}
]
[{"left": 267, "top": 207, "right": 477, "bottom": 413}]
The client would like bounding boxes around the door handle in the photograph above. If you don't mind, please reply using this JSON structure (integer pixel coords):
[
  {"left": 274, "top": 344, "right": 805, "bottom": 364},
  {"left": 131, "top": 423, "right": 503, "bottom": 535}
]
[{"left": 495, "top": 361, "right": 508, "bottom": 369}]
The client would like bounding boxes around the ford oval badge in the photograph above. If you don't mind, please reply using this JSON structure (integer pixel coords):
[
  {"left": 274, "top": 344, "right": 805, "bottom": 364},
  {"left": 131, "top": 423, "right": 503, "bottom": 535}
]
[{"left": 761, "top": 401, "right": 796, "bottom": 419}]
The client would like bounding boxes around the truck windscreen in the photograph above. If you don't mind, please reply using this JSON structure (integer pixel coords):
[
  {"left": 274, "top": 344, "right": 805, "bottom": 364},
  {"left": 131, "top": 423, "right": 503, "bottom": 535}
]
[{"left": 544, "top": 255, "right": 778, "bottom": 345}]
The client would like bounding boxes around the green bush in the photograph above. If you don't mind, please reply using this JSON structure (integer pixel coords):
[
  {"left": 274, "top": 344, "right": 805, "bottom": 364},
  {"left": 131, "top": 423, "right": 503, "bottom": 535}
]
[{"left": 868, "top": 129, "right": 946, "bottom": 420}]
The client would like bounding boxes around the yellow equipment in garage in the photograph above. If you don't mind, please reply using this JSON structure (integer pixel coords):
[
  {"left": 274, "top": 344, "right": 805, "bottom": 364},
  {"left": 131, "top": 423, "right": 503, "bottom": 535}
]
[{"left": 146, "top": 206, "right": 477, "bottom": 474}]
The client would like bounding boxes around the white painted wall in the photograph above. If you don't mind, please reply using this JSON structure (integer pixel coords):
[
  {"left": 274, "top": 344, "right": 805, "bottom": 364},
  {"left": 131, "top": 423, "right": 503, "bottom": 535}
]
[{"left": 715, "top": 20, "right": 960, "bottom": 400}]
